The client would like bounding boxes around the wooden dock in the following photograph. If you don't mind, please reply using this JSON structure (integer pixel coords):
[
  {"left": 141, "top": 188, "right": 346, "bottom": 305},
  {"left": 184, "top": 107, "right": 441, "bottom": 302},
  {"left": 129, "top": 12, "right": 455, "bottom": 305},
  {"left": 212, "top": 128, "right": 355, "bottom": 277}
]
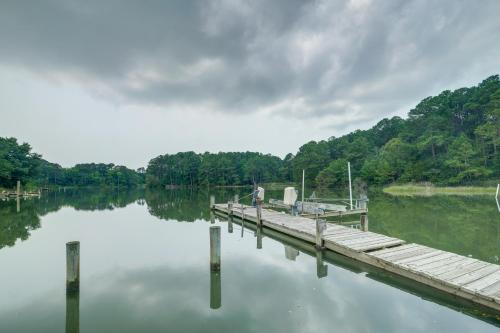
[{"left": 213, "top": 203, "right": 500, "bottom": 313}]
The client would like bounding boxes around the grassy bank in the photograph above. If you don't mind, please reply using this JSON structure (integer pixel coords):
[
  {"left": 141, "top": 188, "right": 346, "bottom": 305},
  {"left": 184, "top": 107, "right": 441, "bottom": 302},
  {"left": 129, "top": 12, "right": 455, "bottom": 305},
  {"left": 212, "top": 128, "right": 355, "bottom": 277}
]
[{"left": 383, "top": 184, "right": 498, "bottom": 196}]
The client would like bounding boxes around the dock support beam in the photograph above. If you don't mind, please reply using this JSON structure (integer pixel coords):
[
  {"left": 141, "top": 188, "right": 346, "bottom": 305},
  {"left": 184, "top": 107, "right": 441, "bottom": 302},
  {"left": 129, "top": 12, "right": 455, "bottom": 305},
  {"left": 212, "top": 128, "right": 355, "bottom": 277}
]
[
  {"left": 66, "top": 241, "right": 80, "bottom": 294},
  {"left": 360, "top": 213, "right": 368, "bottom": 232},
  {"left": 210, "top": 226, "right": 221, "bottom": 271}
]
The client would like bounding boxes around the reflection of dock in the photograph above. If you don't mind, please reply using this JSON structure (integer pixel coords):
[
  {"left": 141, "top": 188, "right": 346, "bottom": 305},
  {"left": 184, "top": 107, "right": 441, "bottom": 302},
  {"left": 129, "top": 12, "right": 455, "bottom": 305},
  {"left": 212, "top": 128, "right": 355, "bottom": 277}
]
[{"left": 213, "top": 203, "right": 500, "bottom": 313}]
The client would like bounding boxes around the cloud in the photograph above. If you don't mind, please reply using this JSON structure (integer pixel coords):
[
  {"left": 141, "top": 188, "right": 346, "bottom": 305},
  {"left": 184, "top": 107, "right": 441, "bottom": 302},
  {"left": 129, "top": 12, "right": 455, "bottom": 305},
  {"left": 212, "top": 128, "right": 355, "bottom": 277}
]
[{"left": 0, "top": 0, "right": 499, "bottom": 123}]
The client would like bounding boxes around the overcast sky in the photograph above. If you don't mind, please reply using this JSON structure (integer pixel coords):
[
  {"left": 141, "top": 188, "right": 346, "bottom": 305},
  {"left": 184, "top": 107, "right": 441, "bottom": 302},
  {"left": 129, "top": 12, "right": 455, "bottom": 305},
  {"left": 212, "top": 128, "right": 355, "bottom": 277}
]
[{"left": 1, "top": 0, "right": 499, "bottom": 169}]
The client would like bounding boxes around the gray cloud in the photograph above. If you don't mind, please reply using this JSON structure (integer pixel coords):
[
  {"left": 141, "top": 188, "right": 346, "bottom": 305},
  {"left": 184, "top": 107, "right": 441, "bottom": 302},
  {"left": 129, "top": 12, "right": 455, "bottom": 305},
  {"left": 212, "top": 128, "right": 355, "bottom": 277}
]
[{"left": 1, "top": 0, "right": 499, "bottom": 123}]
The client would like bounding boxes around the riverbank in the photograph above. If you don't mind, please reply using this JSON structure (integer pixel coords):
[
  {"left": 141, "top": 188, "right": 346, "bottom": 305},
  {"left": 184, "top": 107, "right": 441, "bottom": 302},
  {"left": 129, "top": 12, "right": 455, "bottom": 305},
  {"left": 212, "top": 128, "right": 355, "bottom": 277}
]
[{"left": 383, "top": 184, "right": 498, "bottom": 196}]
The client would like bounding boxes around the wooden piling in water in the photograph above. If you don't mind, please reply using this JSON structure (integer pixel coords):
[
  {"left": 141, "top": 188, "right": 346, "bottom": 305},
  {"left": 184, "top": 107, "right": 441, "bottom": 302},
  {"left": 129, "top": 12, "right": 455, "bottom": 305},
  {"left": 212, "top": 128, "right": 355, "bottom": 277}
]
[
  {"left": 234, "top": 194, "right": 239, "bottom": 203},
  {"left": 209, "top": 226, "right": 221, "bottom": 271},
  {"left": 66, "top": 241, "right": 80, "bottom": 293},
  {"left": 315, "top": 218, "right": 325, "bottom": 249},
  {"left": 227, "top": 201, "right": 233, "bottom": 216},
  {"left": 210, "top": 195, "right": 215, "bottom": 208},
  {"left": 256, "top": 203, "right": 262, "bottom": 227},
  {"left": 16, "top": 180, "right": 20, "bottom": 197},
  {"left": 360, "top": 213, "right": 368, "bottom": 232}
]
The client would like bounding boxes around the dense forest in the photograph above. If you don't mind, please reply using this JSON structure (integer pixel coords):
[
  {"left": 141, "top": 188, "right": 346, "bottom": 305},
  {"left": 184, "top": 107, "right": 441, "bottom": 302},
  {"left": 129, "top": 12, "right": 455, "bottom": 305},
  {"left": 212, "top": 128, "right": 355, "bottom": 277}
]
[
  {"left": 2, "top": 75, "right": 499, "bottom": 189},
  {"left": 147, "top": 75, "right": 500, "bottom": 188},
  {"left": 0, "top": 137, "right": 144, "bottom": 189}
]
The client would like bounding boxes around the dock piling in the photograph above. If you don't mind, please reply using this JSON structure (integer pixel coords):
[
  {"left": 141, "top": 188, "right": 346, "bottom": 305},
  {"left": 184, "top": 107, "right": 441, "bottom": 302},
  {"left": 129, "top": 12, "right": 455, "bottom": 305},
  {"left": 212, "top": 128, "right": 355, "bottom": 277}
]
[
  {"left": 16, "top": 180, "right": 20, "bottom": 197},
  {"left": 209, "top": 226, "right": 221, "bottom": 271},
  {"left": 66, "top": 241, "right": 80, "bottom": 294},
  {"left": 227, "top": 201, "right": 233, "bottom": 216},
  {"left": 315, "top": 217, "right": 326, "bottom": 249},
  {"left": 65, "top": 292, "right": 80, "bottom": 333},
  {"left": 360, "top": 213, "right": 368, "bottom": 232},
  {"left": 234, "top": 194, "right": 239, "bottom": 203},
  {"left": 256, "top": 203, "right": 262, "bottom": 227},
  {"left": 210, "top": 195, "right": 215, "bottom": 209}
]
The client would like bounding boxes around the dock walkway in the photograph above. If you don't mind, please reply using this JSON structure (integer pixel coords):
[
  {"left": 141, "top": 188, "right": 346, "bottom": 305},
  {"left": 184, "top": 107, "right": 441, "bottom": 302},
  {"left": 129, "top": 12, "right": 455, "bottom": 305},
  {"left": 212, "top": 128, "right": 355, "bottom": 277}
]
[{"left": 213, "top": 203, "right": 500, "bottom": 312}]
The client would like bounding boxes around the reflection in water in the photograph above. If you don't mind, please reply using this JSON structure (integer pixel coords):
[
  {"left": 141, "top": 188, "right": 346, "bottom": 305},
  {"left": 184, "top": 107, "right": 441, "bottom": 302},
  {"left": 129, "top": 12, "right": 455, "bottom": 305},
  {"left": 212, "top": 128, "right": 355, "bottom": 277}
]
[
  {"left": 256, "top": 227, "right": 262, "bottom": 249},
  {"left": 315, "top": 250, "right": 328, "bottom": 278},
  {"left": 284, "top": 245, "right": 299, "bottom": 261},
  {"left": 65, "top": 292, "right": 79, "bottom": 333},
  {"left": 228, "top": 216, "right": 233, "bottom": 234},
  {"left": 210, "top": 271, "right": 222, "bottom": 310}
]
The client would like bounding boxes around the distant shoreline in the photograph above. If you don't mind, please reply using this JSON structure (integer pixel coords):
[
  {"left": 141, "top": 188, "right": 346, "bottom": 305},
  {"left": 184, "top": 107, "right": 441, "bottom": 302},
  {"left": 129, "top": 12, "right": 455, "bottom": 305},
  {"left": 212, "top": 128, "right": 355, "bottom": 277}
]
[{"left": 383, "top": 184, "right": 498, "bottom": 196}]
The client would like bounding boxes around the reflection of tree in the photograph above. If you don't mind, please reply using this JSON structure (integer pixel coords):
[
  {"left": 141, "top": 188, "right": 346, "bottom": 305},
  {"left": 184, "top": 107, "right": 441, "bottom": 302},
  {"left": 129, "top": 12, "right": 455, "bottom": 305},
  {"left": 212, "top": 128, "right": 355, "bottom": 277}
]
[
  {"left": 368, "top": 192, "right": 500, "bottom": 264},
  {"left": 0, "top": 200, "right": 41, "bottom": 249},
  {"left": 145, "top": 188, "right": 211, "bottom": 222},
  {"left": 0, "top": 188, "right": 143, "bottom": 249}
]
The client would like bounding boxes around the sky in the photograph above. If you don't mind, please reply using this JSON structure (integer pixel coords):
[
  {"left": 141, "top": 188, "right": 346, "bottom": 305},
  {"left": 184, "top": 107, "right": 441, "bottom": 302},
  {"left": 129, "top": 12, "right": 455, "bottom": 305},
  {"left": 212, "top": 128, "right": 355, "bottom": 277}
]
[{"left": 1, "top": 0, "right": 500, "bottom": 169}]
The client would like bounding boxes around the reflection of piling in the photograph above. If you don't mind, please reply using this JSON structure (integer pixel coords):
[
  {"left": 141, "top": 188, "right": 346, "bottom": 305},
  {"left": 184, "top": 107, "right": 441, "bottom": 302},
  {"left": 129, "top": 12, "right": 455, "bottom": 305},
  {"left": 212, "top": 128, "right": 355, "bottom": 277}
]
[
  {"left": 210, "top": 270, "right": 221, "bottom": 309},
  {"left": 210, "top": 226, "right": 221, "bottom": 271},
  {"left": 315, "top": 249, "right": 328, "bottom": 278},
  {"left": 210, "top": 212, "right": 215, "bottom": 224},
  {"left": 66, "top": 242, "right": 80, "bottom": 293},
  {"left": 65, "top": 291, "right": 80, "bottom": 333},
  {"left": 256, "top": 227, "right": 262, "bottom": 249},
  {"left": 228, "top": 216, "right": 233, "bottom": 233},
  {"left": 284, "top": 245, "right": 299, "bottom": 261},
  {"left": 360, "top": 213, "right": 368, "bottom": 232},
  {"left": 16, "top": 196, "right": 20, "bottom": 213}
]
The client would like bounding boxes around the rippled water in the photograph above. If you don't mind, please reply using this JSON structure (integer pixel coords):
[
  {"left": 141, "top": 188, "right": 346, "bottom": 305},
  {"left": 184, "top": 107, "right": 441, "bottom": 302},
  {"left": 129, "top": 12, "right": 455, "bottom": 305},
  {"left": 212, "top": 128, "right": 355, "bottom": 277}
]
[{"left": 0, "top": 188, "right": 498, "bottom": 332}]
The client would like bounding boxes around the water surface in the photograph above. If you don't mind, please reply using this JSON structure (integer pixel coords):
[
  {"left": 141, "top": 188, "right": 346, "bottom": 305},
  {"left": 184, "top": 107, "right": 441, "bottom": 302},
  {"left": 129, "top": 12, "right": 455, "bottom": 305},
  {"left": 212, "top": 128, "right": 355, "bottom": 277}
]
[{"left": 0, "top": 188, "right": 499, "bottom": 332}]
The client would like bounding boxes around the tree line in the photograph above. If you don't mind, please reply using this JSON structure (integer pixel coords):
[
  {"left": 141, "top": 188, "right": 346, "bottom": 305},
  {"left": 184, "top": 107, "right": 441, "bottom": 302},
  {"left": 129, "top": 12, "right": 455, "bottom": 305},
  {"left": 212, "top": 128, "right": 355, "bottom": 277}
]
[
  {"left": 0, "top": 137, "right": 144, "bottom": 189},
  {"left": 147, "top": 75, "right": 500, "bottom": 187},
  {"left": 2, "top": 74, "right": 499, "bottom": 189}
]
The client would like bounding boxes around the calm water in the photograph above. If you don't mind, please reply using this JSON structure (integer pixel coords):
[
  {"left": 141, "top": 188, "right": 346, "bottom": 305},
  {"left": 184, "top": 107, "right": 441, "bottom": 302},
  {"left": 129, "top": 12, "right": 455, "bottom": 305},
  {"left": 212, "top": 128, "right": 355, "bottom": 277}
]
[{"left": 0, "top": 188, "right": 499, "bottom": 332}]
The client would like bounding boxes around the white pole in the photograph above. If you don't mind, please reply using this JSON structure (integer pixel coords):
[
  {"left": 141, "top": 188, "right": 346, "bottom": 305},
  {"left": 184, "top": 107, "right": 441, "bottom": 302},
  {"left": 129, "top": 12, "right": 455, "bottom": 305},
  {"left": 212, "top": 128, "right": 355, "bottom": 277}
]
[
  {"left": 348, "top": 162, "right": 353, "bottom": 210},
  {"left": 302, "top": 169, "right": 306, "bottom": 205},
  {"left": 496, "top": 184, "right": 500, "bottom": 212}
]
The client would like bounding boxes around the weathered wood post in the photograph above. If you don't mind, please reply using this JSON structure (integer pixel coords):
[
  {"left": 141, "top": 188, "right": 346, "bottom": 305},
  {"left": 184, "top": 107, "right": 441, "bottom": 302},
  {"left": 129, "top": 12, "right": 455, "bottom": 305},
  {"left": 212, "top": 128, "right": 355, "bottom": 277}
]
[
  {"left": 17, "top": 180, "right": 20, "bottom": 197},
  {"left": 210, "top": 270, "right": 221, "bottom": 309},
  {"left": 66, "top": 241, "right": 80, "bottom": 293},
  {"left": 315, "top": 216, "right": 326, "bottom": 249},
  {"left": 256, "top": 227, "right": 262, "bottom": 249},
  {"left": 210, "top": 195, "right": 215, "bottom": 209},
  {"left": 315, "top": 249, "right": 328, "bottom": 278},
  {"left": 227, "top": 201, "right": 233, "bottom": 216},
  {"left": 65, "top": 291, "right": 80, "bottom": 333},
  {"left": 360, "top": 213, "right": 368, "bottom": 232},
  {"left": 234, "top": 194, "right": 239, "bottom": 203},
  {"left": 210, "top": 212, "right": 215, "bottom": 224},
  {"left": 256, "top": 203, "right": 262, "bottom": 227},
  {"left": 210, "top": 226, "right": 221, "bottom": 271}
]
